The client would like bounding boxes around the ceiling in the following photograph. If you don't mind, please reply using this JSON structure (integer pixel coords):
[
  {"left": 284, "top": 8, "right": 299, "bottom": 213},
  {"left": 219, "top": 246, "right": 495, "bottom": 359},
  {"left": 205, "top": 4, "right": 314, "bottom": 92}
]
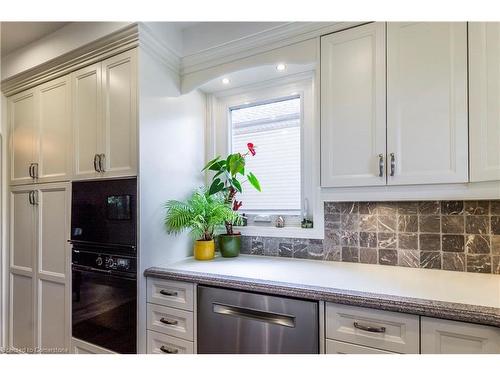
[{"left": 1, "top": 22, "right": 70, "bottom": 56}]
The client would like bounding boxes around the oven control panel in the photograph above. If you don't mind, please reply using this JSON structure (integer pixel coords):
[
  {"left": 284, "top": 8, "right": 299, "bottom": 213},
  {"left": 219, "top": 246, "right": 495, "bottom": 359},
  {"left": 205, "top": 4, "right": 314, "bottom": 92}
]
[{"left": 72, "top": 248, "right": 136, "bottom": 274}]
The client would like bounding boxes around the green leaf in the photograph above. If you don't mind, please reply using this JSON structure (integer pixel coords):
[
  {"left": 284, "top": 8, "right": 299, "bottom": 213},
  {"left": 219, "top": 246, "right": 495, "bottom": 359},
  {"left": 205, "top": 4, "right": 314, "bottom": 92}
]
[
  {"left": 208, "top": 178, "right": 225, "bottom": 195},
  {"left": 202, "top": 156, "right": 220, "bottom": 172},
  {"left": 231, "top": 178, "right": 242, "bottom": 193},
  {"left": 228, "top": 153, "right": 245, "bottom": 176},
  {"left": 208, "top": 160, "right": 226, "bottom": 172},
  {"left": 247, "top": 172, "right": 261, "bottom": 192}
]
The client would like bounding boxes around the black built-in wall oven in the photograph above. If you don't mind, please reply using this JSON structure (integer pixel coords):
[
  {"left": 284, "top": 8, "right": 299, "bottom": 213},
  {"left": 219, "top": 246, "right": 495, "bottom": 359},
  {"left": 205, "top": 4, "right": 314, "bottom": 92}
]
[{"left": 71, "top": 178, "right": 137, "bottom": 354}]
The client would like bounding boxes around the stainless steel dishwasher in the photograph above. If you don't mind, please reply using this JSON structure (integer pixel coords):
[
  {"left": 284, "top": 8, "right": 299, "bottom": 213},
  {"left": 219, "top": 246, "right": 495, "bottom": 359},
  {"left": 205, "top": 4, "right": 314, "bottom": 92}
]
[{"left": 197, "top": 286, "right": 319, "bottom": 354}]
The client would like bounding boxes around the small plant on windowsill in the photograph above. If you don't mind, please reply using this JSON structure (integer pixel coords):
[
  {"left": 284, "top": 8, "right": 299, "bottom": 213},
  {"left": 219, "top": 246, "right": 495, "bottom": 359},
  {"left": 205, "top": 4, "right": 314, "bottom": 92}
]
[
  {"left": 203, "top": 142, "right": 261, "bottom": 258},
  {"left": 164, "top": 188, "right": 239, "bottom": 260}
]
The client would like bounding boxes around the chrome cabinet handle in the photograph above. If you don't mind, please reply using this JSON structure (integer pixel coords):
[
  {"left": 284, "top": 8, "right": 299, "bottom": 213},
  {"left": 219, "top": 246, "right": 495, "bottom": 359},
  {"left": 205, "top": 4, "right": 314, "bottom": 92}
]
[
  {"left": 93, "top": 154, "right": 100, "bottom": 172},
  {"left": 159, "top": 290, "right": 178, "bottom": 297},
  {"left": 99, "top": 153, "right": 105, "bottom": 173},
  {"left": 390, "top": 153, "right": 395, "bottom": 177},
  {"left": 378, "top": 154, "right": 384, "bottom": 177},
  {"left": 33, "top": 163, "right": 38, "bottom": 179},
  {"left": 159, "top": 346, "right": 178, "bottom": 354},
  {"left": 353, "top": 321, "right": 386, "bottom": 333},
  {"left": 28, "top": 163, "right": 34, "bottom": 178},
  {"left": 159, "top": 317, "right": 178, "bottom": 325},
  {"left": 28, "top": 191, "right": 38, "bottom": 206},
  {"left": 213, "top": 303, "right": 296, "bottom": 328}
]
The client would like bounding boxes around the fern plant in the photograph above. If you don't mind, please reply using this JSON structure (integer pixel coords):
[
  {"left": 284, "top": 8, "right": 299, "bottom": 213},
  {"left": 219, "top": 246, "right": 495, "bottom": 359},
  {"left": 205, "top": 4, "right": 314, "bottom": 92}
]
[{"left": 164, "top": 188, "right": 238, "bottom": 241}]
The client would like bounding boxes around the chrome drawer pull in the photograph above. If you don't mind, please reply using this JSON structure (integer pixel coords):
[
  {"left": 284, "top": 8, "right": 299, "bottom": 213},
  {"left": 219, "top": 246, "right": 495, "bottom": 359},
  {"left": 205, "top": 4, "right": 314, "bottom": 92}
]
[
  {"left": 93, "top": 154, "right": 100, "bottom": 172},
  {"left": 213, "top": 303, "right": 296, "bottom": 328},
  {"left": 159, "top": 289, "right": 178, "bottom": 297},
  {"left": 160, "top": 345, "right": 178, "bottom": 354},
  {"left": 353, "top": 321, "right": 386, "bottom": 333},
  {"left": 160, "top": 317, "right": 178, "bottom": 325}
]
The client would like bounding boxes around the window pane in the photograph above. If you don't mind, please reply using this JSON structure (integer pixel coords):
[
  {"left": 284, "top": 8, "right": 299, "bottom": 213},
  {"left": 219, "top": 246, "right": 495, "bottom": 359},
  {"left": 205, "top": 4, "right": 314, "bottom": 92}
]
[{"left": 231, "top": 97, "right": 301, "bottom": 212}]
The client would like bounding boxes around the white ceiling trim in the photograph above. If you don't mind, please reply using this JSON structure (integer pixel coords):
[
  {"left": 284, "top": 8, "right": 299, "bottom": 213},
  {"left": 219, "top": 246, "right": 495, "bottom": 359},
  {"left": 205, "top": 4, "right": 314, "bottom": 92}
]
[{"left": 180, "top": 21, "right": 367, "bottom": 75}]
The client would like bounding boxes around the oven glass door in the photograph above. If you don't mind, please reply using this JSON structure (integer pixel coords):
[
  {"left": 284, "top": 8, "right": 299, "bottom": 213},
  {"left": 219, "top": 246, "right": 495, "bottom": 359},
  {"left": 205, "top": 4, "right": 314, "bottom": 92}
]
[{"left": 72, "top": 266, "right": 137, "bottom": 353}]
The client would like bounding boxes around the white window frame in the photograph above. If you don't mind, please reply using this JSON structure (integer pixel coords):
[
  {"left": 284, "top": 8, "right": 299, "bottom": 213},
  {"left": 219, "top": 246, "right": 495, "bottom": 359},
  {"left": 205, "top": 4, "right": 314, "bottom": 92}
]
[{"left": 206, "top": 73, "right": 323, "bottom": 239}]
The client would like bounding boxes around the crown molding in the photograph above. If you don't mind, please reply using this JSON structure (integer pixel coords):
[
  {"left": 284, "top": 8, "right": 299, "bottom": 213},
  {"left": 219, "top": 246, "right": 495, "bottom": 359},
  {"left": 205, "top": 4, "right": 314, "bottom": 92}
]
[
  {"left": 1, "top": 23, "right": 141, "bottom": 96},
  {"left": 137, "top": 23, "right": 181, "bottom": 77},
  {"left": 181, "top": 21, "right": 366, "bottom": 76}
]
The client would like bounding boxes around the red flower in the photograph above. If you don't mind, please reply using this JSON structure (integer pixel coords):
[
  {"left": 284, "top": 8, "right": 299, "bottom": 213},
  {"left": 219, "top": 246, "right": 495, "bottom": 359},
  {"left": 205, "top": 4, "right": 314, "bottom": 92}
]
[
  {"left": 233, "top": 200, "right": 243, "bottom": 211},
  {"left": 247, "top": 142, "right": 256, "bottom": 156}
]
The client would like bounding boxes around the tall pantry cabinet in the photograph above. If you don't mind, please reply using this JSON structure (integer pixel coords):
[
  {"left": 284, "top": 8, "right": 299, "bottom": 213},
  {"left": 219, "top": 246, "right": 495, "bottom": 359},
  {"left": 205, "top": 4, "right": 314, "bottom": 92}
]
[{"left": 6, "top": 48, "right": 138, "bottom": 353}]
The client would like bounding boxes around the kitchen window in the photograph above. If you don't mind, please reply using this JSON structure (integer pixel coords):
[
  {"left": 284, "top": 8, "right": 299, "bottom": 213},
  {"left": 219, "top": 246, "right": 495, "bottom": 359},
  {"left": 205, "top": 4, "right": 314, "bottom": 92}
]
[
  {"left": 207, "top": 75, "right": 322, "bottom": 239},
  {"left": 230, "top": 96, "right": 302, "bottom": 214}
]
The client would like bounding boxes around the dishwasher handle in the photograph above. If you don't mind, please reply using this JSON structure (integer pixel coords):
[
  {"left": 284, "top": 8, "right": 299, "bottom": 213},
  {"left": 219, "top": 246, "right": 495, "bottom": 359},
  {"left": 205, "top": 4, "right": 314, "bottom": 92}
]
[{"left": 213, "top": 303, "right": 296, "bottom": 328}]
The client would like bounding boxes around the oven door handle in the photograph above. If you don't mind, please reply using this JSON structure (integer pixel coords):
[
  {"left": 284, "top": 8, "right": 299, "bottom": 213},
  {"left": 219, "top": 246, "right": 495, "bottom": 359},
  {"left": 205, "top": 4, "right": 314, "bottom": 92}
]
[{"left": 72, "top": 264, "right": 112, "bottom": 274}]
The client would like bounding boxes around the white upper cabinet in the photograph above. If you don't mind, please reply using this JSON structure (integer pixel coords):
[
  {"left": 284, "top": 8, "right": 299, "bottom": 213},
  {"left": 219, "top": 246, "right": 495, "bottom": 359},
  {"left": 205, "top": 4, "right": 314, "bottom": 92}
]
[
  {"left": 321, "top": 22, "right": 386, "bottom": 187},
  {"left": 9, "top": 89, "right": 37, "bottom": 185},
  {"left": 9, "top": 76, "right": 71, "bottom": 185},
  {"left": 72, "top": 49, "right": 137, "bottom": 180},
  {"left": 386, "top": 22, "right": 468, "bottom": 185},
  {"left": 101, "top": 50, "right": 137, "bottom": 177},
  {"left": 37, "top": 75, "right": 71, "bottom": 182},
  {"left": 469, "top": 22, "right": 500, "bottom": 182},
  {"left": 72, "top": 63, "right": 102, "bottom": 180}
]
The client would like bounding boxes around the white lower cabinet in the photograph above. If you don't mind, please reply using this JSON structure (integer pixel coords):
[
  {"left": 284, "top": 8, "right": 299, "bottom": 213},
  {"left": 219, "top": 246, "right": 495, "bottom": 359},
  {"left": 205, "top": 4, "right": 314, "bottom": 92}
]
[
  {"left": 421, "top": 317, "right": 500, "bottom": 354},
  {"left": 325, "top": 303, "right": 420, "bottom": 354},
  {"left": 146, "top": 278, "right": 196, "bottom": 354},
  {"left": 326, "top": 339, "right": 394, "bottom": 354},
  {"left": 9, "top": 182, "right": 71, "bottom": 353}
]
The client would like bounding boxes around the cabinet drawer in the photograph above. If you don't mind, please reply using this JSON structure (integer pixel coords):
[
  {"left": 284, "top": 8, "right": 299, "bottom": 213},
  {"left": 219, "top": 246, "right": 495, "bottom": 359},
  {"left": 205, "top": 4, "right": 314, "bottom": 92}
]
[
  {"left": 147, "top": 331, "right": 194, "bottom": 354},
  {"left": 326, "top": 303, "right": 419, "bottom": 354},
  {"left": 147, "top": 278, "right": 194, "bottom": 311},
  {"left": 326, "top": 339, "right": 394, "bottom": 354},
  {"left": 147, "top": 303, "right": 194, "bottom": 341}
]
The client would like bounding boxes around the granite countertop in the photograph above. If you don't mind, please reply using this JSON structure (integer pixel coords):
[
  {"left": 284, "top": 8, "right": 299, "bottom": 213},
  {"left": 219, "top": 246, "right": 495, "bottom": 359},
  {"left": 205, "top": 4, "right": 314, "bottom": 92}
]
[{"left": 144, "top": 255, "right": 500, "bottom": 327}]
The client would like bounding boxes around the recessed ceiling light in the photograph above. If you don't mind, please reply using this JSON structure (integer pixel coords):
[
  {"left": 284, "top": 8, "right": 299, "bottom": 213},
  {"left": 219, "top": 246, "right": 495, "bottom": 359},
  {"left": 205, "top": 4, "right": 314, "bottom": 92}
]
[
  {"left": 276, "top": 63, "right": 286, "bottom": 71},
  {"left": 222, "top": 78, "right": 230, "bottom": 85}
]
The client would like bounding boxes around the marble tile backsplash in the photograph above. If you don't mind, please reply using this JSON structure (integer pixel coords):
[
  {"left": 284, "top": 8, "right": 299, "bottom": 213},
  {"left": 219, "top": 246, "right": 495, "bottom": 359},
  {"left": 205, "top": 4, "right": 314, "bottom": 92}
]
[{"left": 240, "top": 200, "right": 500, "bottom": 274}]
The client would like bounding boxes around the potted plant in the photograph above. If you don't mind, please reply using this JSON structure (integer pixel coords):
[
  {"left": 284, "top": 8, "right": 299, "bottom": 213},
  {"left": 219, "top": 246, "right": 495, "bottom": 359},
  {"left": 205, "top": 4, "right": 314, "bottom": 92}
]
[
  {"left": 203, "top": 142, "right": 261, "bottom": 257},
  {"left": 164, "top": 188, "right": 238, "bottom": 260}
]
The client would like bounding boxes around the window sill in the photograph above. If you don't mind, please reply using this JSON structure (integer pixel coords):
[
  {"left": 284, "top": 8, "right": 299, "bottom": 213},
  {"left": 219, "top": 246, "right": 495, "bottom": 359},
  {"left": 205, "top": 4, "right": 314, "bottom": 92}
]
[{"left": 234, "top": 225, "right": 324, "bottom": 240}]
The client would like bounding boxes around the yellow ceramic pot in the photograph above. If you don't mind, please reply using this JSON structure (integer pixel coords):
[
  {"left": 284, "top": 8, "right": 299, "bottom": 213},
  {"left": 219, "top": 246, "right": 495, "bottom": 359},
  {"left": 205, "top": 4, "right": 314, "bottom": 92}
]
[{"left": 194, "top": 239, "right": 215, "bottom": 260}]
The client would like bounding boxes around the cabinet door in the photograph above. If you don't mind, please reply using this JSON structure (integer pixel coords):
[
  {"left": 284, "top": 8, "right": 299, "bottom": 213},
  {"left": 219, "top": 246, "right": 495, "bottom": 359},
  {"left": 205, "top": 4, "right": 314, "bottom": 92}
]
[
  {"left": 37, "top": 75, "right": 72, "bottom": 182},
  {"left": 326, "top": 339, "right": 394, "bottom": 354},
  {"left": 321, "top": 22, "right": 386, "bottom": 187},
  {"left": 387, "top": 22, "right": 468, "bottom": 185},
  {"left": 421, "top": 317, "right": 500, "bottom": 354},
  {"left": 37, "top": 183, "right": 70, "bottom": 352},
  {"left": 72, "top": 63, "right": 102, "bottom": 180},
  {"left": 9, "top": 89, "right": 37, "bottom": 185},
  {"left": 9, "top": 187, "right": 36, "bottom": 351},
  {"left": 469, "top": 22, "right": 500, "bottom": 182},
  {"left": 101, "top": 49, "right": 137, "bottom": 177}
]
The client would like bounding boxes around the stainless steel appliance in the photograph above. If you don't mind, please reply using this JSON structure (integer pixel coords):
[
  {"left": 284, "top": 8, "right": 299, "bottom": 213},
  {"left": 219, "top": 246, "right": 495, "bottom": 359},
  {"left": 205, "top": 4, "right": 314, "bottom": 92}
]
[
  {"left": 70, "top": 178, "right": 137, "bottom": 353},
  {"left": 197, "top": 286, "right": 319, "bottom": 354}
]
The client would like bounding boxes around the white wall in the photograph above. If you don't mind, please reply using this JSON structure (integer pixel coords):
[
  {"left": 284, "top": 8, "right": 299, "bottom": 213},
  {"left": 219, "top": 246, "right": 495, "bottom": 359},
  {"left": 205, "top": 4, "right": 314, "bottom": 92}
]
[
  {"left": 137, "top": 46, "right": 205, "bottom": 353},
  {"left": 1, "top": 22, "right": 132, "bottom": 80}
]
